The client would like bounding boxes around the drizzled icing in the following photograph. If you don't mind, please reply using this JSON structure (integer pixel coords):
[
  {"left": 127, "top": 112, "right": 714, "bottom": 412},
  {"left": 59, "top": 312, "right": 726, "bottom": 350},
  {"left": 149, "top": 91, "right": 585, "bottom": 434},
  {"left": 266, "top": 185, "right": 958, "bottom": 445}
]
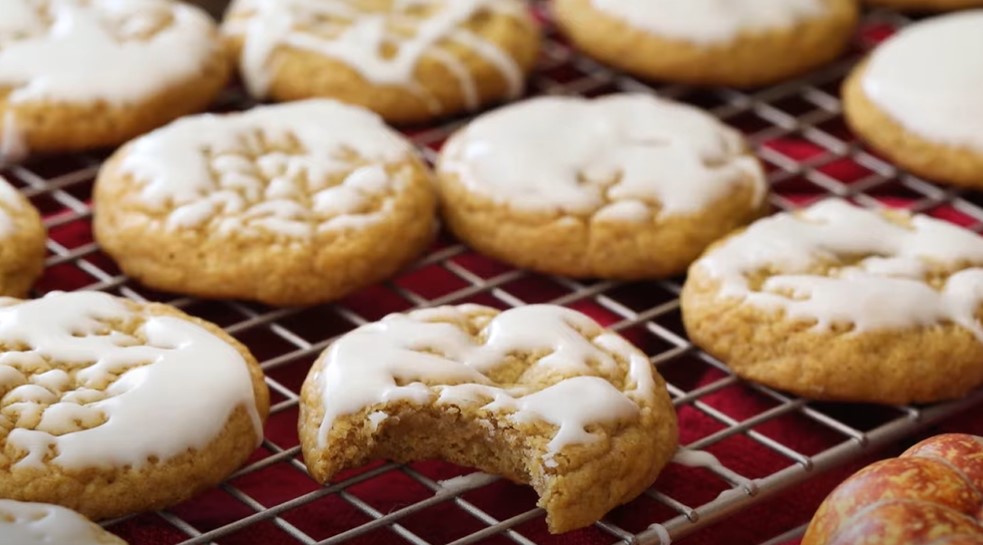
[
  {"left": 590, "top": 0, "right": 826, "bottom": 44},
  {"left": 0, "top": 0, "right": 220, "bottom": 162},
  {"left": 0, "top": 0, "right": 218, "bottom": 103},
  {"left": 312, "top": 304, "right": 657, "bottom": 465},
  {"left": 223, "top": 0, "right": 529, "bottom": 110},
  {"left": 0, "top": 500, "right": 123, "bottom": 545},
  {"left": 116, "top": 100, "right": 417, "bottom": 238},
  {"left": 438, "top": 94, "right": 766, "bottom": 221},
  {"left": 693, "top": 199, "right": 983, "bottom": 337},
  {"left": 862, "top": 10, "right": 983, "bottom": 152},
  {"left": 0, "top": 291, "right": 262, "bottom": 470}
]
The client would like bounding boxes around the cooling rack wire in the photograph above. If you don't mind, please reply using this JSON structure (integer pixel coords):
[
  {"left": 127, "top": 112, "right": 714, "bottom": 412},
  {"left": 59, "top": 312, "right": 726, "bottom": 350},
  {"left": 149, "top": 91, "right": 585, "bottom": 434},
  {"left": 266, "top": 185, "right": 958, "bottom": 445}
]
[{"left": 2, "top": 3, "right": 982, "bottom": 545}]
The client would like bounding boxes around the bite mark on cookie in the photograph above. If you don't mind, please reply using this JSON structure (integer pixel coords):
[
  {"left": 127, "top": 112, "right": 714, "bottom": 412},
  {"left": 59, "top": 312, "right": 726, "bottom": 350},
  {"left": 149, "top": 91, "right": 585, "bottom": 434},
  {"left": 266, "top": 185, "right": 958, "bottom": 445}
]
[{"left": 300, "top": 304, "right": 678, "bottom": 532}]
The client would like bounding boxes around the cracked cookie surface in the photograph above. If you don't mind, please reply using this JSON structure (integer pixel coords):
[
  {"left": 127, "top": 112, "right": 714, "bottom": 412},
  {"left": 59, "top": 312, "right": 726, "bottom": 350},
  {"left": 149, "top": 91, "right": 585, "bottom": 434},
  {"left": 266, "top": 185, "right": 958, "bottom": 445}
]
[
  {"left": 0, "top": 291, "right": 269, "bottom": 519},
  {"left": 436, "top": 94, "right": 767, "bottom": 279},
  {"left": 0, "top": 176, "right": 44, "bottom": 297},
  {"left": 299, "top": 303, "right": 678, "bottom": 533},
  {"left": 681, "top": 199, "right": 983, "bottom": 404},
  {"left": 221, "top": 0, "right": 540, "bottom": 124},
  {"left": 0, "top": 0, "right": 229, "bottom": 158},
  {"left": 94, "top": 99, "right": 437, "bottom": 307}
]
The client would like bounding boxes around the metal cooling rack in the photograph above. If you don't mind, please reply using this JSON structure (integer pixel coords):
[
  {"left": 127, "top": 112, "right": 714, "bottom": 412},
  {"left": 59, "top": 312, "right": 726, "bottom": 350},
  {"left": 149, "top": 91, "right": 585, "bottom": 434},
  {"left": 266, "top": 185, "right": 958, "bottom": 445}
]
[{"left": 3, "top": 4, "right": 983, "bottom": 545}]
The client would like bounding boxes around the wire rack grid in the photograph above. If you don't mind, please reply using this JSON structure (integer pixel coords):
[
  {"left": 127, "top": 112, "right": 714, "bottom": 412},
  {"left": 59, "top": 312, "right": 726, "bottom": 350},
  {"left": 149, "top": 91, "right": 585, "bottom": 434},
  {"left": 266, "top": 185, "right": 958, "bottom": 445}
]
[{"left": 3, "top": 3, "right": 983, "bottom": 545}]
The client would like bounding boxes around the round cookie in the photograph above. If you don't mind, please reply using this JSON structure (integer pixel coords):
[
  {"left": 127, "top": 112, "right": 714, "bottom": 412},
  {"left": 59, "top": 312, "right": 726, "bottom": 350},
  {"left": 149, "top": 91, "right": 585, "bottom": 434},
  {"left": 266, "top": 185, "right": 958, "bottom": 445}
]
[
  {"left": 0, "top": 0, "right": 230, "bottom": 160},
  {"left": 299, "top": 304, "right": 678, "bottom": 533},
  {"left": 552, "top": 0, "right": 858, "bottom": 88},
  {"left": 221, "top": 0, "right": 540, "bottom": 125},
  {"left": 94, "top": 100, "right": 437, "bottom": 307},
  {"left": 681, "top": 199, "right": 983, "bottom": 405},
  {"left": 0, "top": 176, "right": 45, "bottom": 297},
  {"left": 436, "top": 94, "right": 768, "bottom": 280},
  {"left": 0, "top": 500, "right": 126, "bottom": 544},
  {"left": 842, "top": 11, "right": 983, "bottom": 187},
  {"left": 0, "top": 290, "right": 269, "bottom": 519},
  {"left": 865, "top": 0, "right": 983, "bottom": 11}
]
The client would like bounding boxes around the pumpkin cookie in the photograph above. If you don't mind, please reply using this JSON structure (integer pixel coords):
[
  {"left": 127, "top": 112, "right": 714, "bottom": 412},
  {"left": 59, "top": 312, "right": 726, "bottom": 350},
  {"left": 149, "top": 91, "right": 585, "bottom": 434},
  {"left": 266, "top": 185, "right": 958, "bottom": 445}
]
[
  {"left": 94, "top": 100, "right": 437, "bottom": 307},
  {"left": 552, "top": 0, "right": 858, "bottom": 87},
  {"left": 0, "top": 0, "right": 229, "bottom": 160},
  {"left": 682, "top": 199, "right": 983, "bottom": 405},
  {"left": 436, "top": 94, "right": 767, "bottom": 279},
  {"left": 843, "top": 10, "right": 983, "bottom": 187},
  {"left": 221, "top": 0, "right": 540, "bottom": 124},
  {"left": 0, "top": 176, "right": 45, "bottom": 297},
  {"left": 299, "top": 304, "right": 679, "bottom": 533},
  {"left": 0, "top": 500, "right": 126, "bottom": 544},
  {"left": 0, "top": 290, "right": 269, "bottom": 519}
]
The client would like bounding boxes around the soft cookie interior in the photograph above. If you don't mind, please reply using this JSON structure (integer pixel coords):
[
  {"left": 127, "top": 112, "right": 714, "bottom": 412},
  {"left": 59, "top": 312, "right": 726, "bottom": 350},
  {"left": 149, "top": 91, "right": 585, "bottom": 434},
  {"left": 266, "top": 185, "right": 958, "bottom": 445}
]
[{"left": 299, "top": 304, "right": 678, "bottom": 533}]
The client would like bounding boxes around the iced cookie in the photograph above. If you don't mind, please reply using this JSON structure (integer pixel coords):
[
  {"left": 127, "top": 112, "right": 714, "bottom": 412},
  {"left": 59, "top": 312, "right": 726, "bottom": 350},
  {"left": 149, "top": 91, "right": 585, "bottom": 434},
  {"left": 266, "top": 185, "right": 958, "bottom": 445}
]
[
  {"left": 552, "top": 0, "right": 858, "bottom": 87},
  {"left": 0, "top": 500, "right": 126, "bottom": 545},
  {"left": 0, "top": 291, "right": 269, "bottom": 519},
  {"left": 681, "top": 199, "right": 983, "bottom": 405},
  {"left": 0, "top": 0, "right": 229, "bottom": 159},
  {"left": 865, "top": 0, "right": 983, "bottom": 10},
  {"left": 299, "top": 304, "right": 679, "bottom": 533},
  {"left": 93, "top": 100, "right": 437, "bottom": 307},
  {"left": 436, "top": 94, "right": 768, "bottom": 279},
  {"left": 843, "top": 11, "right": 983, "bottom": 187},
  {"left": 0, "top": 176, "right": 45, "bottom": 297},
  {"left": 221, "top": 0, "right": 540, "bottom": 124}
]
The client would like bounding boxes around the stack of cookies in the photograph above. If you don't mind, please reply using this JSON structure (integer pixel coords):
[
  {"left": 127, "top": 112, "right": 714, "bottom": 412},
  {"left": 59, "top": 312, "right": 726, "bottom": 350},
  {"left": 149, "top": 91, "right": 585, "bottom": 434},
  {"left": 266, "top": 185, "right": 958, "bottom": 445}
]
[{"left": 1, "top": 0, "right": 982, "bottom": 541}]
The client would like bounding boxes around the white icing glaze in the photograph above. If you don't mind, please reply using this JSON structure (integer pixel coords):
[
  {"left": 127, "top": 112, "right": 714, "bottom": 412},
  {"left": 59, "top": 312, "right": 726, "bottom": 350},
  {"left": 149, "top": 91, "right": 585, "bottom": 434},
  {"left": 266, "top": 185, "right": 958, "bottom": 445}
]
[
  {"left": 672, "top": 447, "right": 755, "bottom": 493},
  {"left": 224, "top": 0, "right": 528, "bottom": 109},
  {"left": 0, "top": 291, "right": 262, "bottom": 470},
  {"left": 439, "top": 94, "right": 766, "bottom": 220},
  {"left": 0, "top": 500, "right": 123, "bottom": 545},
  {"left": 117, "top": 100, "right": 416, "bottom": 237},
  {"left": 313, "top": 304, "right": 657, "bottom": 463},
  {"left": 590, "top": 0, "right": 826, "bottom": 44},
  {"left": 862, "top": 10, "right": 983, "bottom": 152},
  {"left": 437, "top": 471, "right": 498, "bottom": 494},
  {"left": 0, "top": 0, "right": 219, "bottom": 104},
  {"left": 694, "top": 199, "right": 983, "bottom": 337}
]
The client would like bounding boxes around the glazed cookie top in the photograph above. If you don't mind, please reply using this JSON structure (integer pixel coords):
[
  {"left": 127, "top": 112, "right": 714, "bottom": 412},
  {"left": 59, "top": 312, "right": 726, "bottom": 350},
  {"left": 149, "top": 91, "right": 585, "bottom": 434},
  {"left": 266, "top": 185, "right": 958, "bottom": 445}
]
[
  {"left": 862, "top": 10, "right": 983, "bottom": 152},
  {"left": 439, "top": 94, "right": 766, "bottom": 222},
  {"left": 0, "top": 0, "right": 219, "bottom": 105},
  {"left": 311, "top": 304, "right": 658, "bottom": 466},
  {"left": 0, "top": 291, "right": 263, "bottom": 470},
  {"left": 114, "top": 100, "right": 421, "bottom": 238},
  {"left": 223, "top": 0, "right": 531, "bottom": 106},
  {"left": 589, "top": 0, "right": 827, "bottom": 43},
  {"left": 692, "top": 199, "right": 983, "bottom": 336},
  {"left": 0, "top": 500, "right": 125, "bottom": 545}
]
